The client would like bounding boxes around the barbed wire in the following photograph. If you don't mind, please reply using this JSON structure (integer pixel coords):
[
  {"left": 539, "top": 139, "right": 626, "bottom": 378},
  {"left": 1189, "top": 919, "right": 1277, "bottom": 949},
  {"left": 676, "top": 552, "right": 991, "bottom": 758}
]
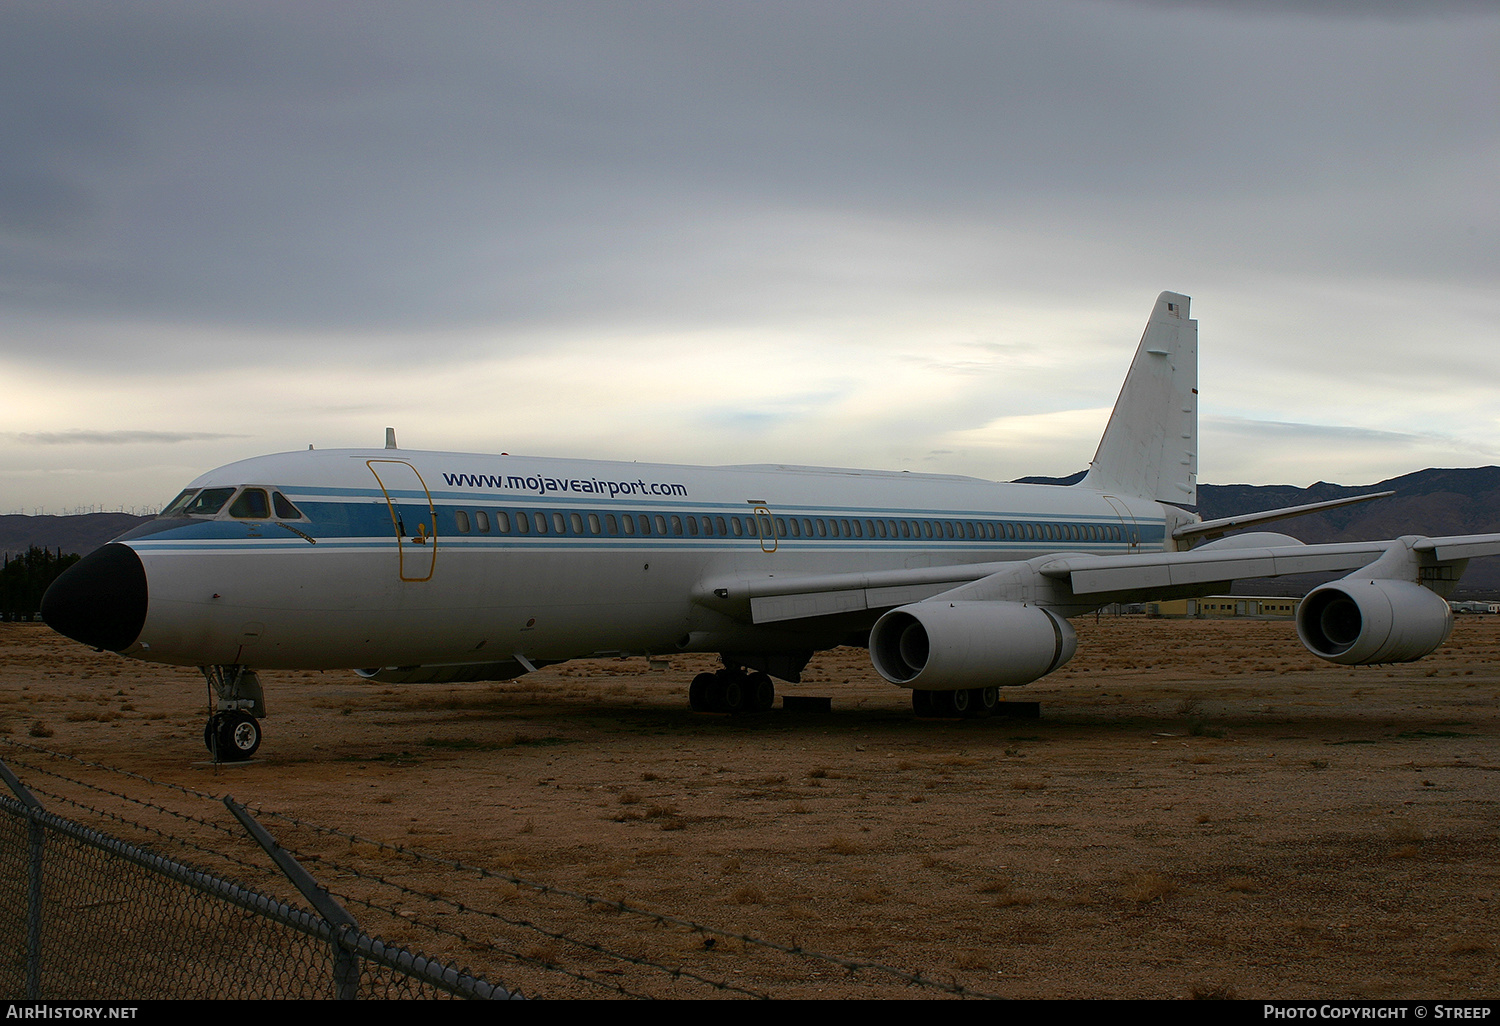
[
  {"left": 0, "top": 740, "right": 1001, "bottom": 998},
  {"left": 246, "top": 802, "right": 999, "bottom": 998},
  {"left": 14, "top": 778, "right": 274, "bottom": 887},
  {"left": 313, "top": 852, "right": 769, "bottom": 999}
]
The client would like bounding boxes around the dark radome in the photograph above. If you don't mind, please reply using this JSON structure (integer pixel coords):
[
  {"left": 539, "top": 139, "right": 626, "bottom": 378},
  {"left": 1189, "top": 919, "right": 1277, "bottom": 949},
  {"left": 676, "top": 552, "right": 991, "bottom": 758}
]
[{"left": 40, "top": 543, "right": 148, "bottom": 652}]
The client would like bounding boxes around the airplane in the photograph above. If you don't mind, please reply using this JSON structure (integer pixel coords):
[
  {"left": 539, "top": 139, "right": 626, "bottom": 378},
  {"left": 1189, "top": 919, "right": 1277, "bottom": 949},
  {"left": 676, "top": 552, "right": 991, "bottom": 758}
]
[{"left": 40, "top": 292, "right": 1500, "bottom": 760}]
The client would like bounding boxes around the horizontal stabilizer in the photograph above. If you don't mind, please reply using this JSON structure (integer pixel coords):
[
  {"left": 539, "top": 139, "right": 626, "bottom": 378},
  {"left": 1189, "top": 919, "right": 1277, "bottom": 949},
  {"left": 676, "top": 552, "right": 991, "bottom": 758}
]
[{"left": 1173, "top": 491, "right": 1394, "bottom": 544}]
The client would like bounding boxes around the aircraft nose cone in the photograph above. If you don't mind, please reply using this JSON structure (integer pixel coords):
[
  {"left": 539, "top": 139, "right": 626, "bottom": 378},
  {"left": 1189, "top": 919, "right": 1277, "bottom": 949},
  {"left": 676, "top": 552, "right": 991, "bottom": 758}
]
[{"left": 41, "top": 543, "right": 148, "bottom": 652}]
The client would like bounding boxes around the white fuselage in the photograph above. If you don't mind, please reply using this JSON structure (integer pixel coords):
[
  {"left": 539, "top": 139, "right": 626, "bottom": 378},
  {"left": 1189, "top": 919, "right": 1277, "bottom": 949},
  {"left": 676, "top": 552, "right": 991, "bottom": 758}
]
[{"left": 114, "top": 447, "right": 1176, "bottom": 671}]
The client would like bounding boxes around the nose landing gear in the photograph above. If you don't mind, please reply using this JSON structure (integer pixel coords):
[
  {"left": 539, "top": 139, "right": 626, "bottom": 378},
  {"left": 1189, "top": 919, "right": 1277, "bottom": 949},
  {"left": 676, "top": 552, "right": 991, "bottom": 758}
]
[
  {"left": 201, "top": 665, "right": 265, "bottom": 761},
  {"left": 204, "top": 710, "right": 262, "bottom": 759}
]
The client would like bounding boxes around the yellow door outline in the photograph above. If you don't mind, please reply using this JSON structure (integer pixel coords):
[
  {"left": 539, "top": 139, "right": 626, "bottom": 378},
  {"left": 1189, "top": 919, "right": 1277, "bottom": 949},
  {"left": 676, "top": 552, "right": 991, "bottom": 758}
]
[
  {"left": 368, "top": 460, "right": 437, "bottom": 581},
  {"left": 753, "top": 506, "right": 778, "bottom": 554}
]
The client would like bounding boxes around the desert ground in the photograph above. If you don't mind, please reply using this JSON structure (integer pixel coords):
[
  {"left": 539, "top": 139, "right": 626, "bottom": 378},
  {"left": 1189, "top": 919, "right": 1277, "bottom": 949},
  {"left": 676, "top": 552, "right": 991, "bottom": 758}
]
[{"left": 1, "top": 614, "right": 1497, "bottom": 1000}]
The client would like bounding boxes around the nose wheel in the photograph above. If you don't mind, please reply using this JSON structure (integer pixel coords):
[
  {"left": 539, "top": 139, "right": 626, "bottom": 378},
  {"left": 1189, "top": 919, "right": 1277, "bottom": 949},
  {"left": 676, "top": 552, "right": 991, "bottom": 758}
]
[
  {"left": 201, "top": 665, "right": 266, "bottom": 760},
  {"left": 204, "top": 710, "right": 262, "bottom": 761}
]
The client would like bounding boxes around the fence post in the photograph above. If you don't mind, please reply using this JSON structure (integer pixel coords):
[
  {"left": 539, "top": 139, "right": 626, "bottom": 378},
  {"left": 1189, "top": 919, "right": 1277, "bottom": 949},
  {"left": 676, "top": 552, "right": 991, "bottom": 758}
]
[
  {"left": 0, "top": 761, "right": 46, "bottom": 999},
  {"left": 223, "top": 796, "right": 363, "bottom": 999}
]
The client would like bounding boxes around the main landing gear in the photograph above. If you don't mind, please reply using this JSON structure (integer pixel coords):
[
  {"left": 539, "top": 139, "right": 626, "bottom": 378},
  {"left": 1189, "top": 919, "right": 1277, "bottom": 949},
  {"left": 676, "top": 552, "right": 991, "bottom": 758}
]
[
  {"left": 201, "top": 665, "right": 265, "bottom": 761},
  {"left": 688, "top": 667, "right": 776, "bottom": 714},
  {"left": 911, "top": 687, "right": 1000, "bottom": 719}
]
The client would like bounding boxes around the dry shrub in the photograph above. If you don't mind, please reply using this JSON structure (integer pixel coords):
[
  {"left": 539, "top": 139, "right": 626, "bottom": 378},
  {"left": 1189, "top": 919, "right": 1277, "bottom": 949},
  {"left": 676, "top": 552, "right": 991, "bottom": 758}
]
[
  {"left": 28, "top": 720, "right": 52, "bottom": 738},
  {"left": 824, "top": 836, "right": 861, "bottom": 855},
  {"left": 1121, "top": 871, "right": 1177, "bottom": 903},
  {"left": 1445, "top": 936, "right": 1492, "bottom": 955},
  {"left": 1223, "top": 877, "right": 1257, "bottom": 893},
  {"left": 952, "top": 949, "right": 990, "bottom": 971},
  {"left": 586, "top": 861, "right": 627, "bottom": 879},
  {"left": 730, "top": 884, "right": 764, "bottom": 905}
]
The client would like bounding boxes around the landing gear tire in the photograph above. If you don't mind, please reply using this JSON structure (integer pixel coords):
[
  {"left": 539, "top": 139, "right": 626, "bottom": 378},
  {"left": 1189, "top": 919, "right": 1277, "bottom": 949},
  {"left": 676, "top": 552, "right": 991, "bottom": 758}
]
[
  {"left": 944, "top": 688, "right": 972, "bottom": 718},
  {"left": 911, "top": 689, "right": 936, "bottom": 717},
  {"left": 746, "top": 672, "right": 775, "bottom": 713},
  {"left": 208, "top": 711, "right": 261, "bottom": 761},
  {"left": 689, "top": 672, "right": 717, "bottom": 712},
  {"left": 971, "top": 687, "right": 999, "bottom": 718},
  {"left": 716, "top": 675, "right": 746, "bottom": 714}
]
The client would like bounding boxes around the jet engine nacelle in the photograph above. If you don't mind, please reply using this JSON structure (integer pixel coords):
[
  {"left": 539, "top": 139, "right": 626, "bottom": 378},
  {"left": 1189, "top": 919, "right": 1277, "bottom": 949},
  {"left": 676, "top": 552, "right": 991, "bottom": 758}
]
[
  {"left": 869, "top": 601, "right": 1077, "bottom": 690},
  {"left": 1296, "top": 578, "right": 1453, "bottom": 665}
]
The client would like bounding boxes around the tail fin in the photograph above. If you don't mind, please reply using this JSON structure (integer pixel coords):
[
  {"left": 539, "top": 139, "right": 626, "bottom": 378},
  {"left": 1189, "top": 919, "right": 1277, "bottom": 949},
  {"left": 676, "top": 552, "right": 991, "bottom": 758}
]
[{"left": 1079, "top": 291, "right": 1197, "bottom": 505}]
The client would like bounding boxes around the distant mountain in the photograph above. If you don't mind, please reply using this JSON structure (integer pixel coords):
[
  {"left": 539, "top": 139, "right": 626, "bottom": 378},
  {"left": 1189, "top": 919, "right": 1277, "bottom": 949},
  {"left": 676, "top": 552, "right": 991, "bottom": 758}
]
[
  {"left": 0, "top": 514, "right": 150, "bottom": 563},
  {"left": 1022, "top": 466, "right": 1500, "bottom": 596},
  {"left": 8, "top": 466, "right": 1499, "bottom": 595}
]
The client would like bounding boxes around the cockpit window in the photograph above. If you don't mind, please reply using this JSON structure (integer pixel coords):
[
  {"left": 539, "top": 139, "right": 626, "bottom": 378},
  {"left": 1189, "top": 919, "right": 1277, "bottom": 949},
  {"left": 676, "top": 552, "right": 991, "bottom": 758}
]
[
  {"left": 272, "top": 491, "right": 304, "bottom": 520},
  {"left": 229, "top": 488, "right": 270, "bottom": 519},
  {"left": 161, "top": 489, "right": 199, "bottom": 516},
  {"left": 181, "top": 488, "right": 236, "bottom": 516}
]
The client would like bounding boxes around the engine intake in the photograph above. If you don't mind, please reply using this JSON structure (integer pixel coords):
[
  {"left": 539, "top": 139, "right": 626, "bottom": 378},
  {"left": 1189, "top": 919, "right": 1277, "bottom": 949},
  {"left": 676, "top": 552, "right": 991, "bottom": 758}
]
[
  {"left": 869, "top": 601, "right": 1077, "bottom": 690},
  {"left": 1296, "top": 578, "right": 1452, "bottom": 665}
]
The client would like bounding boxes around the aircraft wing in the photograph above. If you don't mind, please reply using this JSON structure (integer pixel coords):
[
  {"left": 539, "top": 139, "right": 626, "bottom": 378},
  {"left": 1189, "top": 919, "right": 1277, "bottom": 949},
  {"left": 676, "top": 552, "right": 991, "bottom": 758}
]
[
  {"left": 703, "top": 533, "right": 1500, "bottom": 625},
  {"left": 1036, "top": 533, "right": 1500, "bottom": 598}
]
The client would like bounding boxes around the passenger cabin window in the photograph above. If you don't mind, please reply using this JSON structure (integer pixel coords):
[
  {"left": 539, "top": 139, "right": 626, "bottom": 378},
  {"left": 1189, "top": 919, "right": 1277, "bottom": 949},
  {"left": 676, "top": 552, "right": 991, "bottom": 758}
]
[
  {"left": 455, "top": 510, "right": 471, "bottom": 533},
  {"left": 476, "top": 511, "right": 490, "bottom": 533},
  {"left": 496, "top": 511, "right": 511, "bottom": 533},
  {"left": 229, "top": 489, "right": 270, "bottom": 519}
]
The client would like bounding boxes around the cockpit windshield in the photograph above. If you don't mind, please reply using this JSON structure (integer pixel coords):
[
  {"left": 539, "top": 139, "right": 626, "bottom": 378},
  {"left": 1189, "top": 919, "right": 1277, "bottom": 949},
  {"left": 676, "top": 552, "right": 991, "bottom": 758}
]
[
  {"left": 161, "top": 489, "right": 199, "bottom": 516},
  {"left": 178, "top": 488, "right": 236, "bottom": 517},
  {"left": 160, "top": 485, "right": 305, "bottom": 520}
]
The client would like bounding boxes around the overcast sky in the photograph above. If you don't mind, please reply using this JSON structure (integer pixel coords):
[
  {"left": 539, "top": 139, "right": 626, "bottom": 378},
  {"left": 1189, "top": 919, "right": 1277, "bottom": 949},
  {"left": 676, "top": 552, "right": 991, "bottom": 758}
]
[{"left": 2, "top": 1, "right": 1496, "bottom": 513}]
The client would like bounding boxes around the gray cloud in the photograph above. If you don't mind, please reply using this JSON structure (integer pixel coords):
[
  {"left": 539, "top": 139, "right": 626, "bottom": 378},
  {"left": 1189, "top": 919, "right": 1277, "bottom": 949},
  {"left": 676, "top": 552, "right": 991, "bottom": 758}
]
[
  {"left": 13, "top": 430, "right": 246, "bottom": 445},
  {"left": 0, "top": 1, "right": 1495, "bottom": 508},
  {"left": 0, "top": 1, "right": 1493, "bottom": 365}
]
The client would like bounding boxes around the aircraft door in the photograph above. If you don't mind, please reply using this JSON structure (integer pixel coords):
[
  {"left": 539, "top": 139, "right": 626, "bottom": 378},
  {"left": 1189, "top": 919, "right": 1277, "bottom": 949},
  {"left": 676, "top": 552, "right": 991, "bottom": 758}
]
[
  {"left": 1101, "top": 495, "right": 1140, "bottom": 553},
  {"left": 753, "top": 506, "right": 778, "bottom": 554},
  {"left": 368, "top": 461, "right": 437, "bottom": 581}
]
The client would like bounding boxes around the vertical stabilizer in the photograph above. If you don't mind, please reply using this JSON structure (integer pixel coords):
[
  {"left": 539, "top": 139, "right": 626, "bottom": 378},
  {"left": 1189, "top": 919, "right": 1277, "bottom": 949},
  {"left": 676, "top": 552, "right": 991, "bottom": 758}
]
[{"left": 1079, "top": 292, "right": 1197, "bottom": 505}]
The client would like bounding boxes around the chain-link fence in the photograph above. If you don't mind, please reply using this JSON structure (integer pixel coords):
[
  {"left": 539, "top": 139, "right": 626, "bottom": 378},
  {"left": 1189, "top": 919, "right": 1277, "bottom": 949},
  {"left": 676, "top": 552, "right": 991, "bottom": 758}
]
[{"left": 0, "top": 764, "right": 514, "bottom": 1000}]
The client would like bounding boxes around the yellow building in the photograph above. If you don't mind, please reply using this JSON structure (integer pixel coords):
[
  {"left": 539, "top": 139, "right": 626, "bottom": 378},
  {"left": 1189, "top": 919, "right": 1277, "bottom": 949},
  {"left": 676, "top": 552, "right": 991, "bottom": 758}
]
[{"left": 1145, "top": 596, "right": 1300, "bottom": 619}]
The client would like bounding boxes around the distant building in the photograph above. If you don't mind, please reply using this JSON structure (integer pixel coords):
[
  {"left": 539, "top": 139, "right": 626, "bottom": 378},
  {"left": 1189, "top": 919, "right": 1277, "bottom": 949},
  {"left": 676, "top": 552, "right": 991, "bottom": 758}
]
[{"left": 1145, "top": 596, "right": 1300, "bottom": 619}]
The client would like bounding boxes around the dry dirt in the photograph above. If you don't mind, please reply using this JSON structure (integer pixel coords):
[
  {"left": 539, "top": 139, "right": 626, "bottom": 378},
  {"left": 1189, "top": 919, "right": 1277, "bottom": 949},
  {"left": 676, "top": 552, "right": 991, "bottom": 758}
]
[{"left": 1, "top": 615, "right": 1497, "bottom": 1000}]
